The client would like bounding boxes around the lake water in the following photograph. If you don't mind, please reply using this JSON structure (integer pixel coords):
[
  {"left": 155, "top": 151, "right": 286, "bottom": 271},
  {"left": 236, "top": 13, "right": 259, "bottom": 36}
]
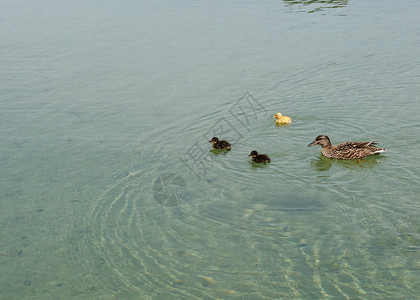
[{"left": 1, "top": 0, "right": 420, "bottom": 299}]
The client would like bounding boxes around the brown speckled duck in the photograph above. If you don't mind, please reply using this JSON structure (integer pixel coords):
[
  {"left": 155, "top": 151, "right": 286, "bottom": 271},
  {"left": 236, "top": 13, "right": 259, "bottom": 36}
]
[{"left": 308, "top": 135, "right": 386, "bottom": 160}]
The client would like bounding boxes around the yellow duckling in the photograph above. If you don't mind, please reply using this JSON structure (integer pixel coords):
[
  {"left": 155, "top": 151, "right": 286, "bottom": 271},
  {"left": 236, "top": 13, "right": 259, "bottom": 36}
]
[{"left": 273, "top": 112, "right": 292, "bottom": 124}]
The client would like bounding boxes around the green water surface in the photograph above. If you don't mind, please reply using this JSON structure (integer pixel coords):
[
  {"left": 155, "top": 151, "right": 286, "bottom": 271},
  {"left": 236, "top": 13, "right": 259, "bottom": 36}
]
[{"left": 1, "top": 0, "right": 420, "bottom": 299}]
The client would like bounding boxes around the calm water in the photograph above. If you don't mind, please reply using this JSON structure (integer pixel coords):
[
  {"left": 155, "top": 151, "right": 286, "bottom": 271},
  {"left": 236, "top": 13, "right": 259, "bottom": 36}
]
[{"left": 1, "top": 0, "right": 420, "bottom": 299}]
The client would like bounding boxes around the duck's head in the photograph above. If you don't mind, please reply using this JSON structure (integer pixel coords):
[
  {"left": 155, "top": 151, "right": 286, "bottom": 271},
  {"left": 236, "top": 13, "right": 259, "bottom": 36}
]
[
  {"left": 249, "top": 150, "right": 259, "bottom": 157},
  {"left": 209, "top": 137, "right": 219, "bottom": 144},
  {"left": 273, "top": 113, "right": 283, "bottom": 119},
  {"left": 308, "top": 135, "right": 331, "bottom": 147}
]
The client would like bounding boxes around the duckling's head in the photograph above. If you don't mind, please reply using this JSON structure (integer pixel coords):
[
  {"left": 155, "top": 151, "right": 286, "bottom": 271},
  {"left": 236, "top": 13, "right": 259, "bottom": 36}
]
[
  {"left": 273, "top": 112, "right": 283, "bottom": 119},
  {"left": 209, "top": 137, "right": 219, "bottom": 144},
  {"left": 249, "top": 150, "right": 259, "bottom": 157},
  {"left": 308, "top": 135, "right": 331, "bottom": 147}
]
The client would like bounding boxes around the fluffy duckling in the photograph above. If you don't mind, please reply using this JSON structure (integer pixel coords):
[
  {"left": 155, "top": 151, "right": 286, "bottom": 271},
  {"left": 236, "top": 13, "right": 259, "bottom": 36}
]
[
  {"left": 308, "top": 135, "right": 387, "bottom": 160},
  {"left": 273, "top": 112, "right": 292, "bottom": 124},
  {"left": 209, "top": 137, "right": 232, "bottom": 151},
  {"left": 249, "top": 150, "right": 271, "bottom": 164}
]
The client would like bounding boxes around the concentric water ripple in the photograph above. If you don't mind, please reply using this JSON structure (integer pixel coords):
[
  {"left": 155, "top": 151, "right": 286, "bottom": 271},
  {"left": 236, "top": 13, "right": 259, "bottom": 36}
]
[{"left": 62, "top": 59, "right": 419, "bottom": 299}]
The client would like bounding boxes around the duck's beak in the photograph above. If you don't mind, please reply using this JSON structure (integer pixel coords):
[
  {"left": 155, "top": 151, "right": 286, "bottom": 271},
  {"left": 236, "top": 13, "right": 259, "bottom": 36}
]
[
  {"left": 273, "top": 115, "right": 276, "bottom": 118},
  {"left": 307, "top": 140, "right": 317, "bottom": 147}
]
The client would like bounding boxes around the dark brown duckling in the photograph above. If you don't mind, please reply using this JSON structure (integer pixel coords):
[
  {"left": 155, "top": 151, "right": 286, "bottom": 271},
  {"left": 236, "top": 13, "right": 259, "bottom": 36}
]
[
  {"left": 249, "top": 150, "right": 271, "bottom": 164},
  {"left": 209, "top": 137, "right": 231, "bottom": 151},
  {"left": 308, "top": 134, "right": 386, "bottom": 160}
]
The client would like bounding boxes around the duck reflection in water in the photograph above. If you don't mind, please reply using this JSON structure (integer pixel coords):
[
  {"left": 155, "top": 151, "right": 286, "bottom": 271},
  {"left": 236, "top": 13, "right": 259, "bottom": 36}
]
[
  {"left": 310, "top": 154, "right": 385, "bottom": 172},
  {"left": 283, "top": 0, "right": 348, "bottom": 13}
]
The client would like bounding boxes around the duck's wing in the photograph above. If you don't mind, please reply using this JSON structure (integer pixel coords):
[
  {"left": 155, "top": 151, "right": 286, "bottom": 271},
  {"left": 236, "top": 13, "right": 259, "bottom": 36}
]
[
  {"left": 337, "top": 141, "right": 376, "bottom": 149},
  {"left": 355, "top": 141, "right": 377, "bottom": 148},
  {"left": 214, "top": 140, "right": 231, "bottom": 150},
  {"left": 261, "top": 154, "right": 271, "bottom": 163},
  {"left": 220, "top": 141, "right": 232, "bottom": 150}
]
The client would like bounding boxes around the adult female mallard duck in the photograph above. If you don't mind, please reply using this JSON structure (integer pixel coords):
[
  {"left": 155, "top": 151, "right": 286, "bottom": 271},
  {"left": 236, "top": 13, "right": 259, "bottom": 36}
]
[
  {"left": 249, "top": 150, "right": 271, "bottom": 164},
  {"left": 209, "top": 137, "right": 231, "bottom": 151},
  {"left": 307, "top": 135, "right": 386, "bottom": 160},
  {"left": 273, "top": 112, "right": 292, "bottom": 124}
]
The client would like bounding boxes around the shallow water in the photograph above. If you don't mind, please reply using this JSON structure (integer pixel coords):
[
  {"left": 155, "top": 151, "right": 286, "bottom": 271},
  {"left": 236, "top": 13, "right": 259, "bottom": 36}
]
[{"left": 1, "top": 0, "right": 420, "bottom": 299}]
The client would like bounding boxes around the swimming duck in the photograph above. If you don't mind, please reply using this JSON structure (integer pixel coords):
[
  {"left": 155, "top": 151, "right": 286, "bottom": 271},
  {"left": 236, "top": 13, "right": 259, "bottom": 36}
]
[
  {"left": 307, "top": 135, "right": 386, "bottom": 160},
  {"left": 273, "top": 112, "right": 292, "bottom": 124},
  {"left": 209, "top": 137, "right": 231, "bottom": 151},
  {"left": 249, "top": 150, "right": 271, "bottom": 164}
]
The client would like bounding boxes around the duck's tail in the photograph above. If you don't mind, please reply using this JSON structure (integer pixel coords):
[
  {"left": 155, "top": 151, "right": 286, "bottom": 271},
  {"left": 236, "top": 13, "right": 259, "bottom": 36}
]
[{"left": 373, "top": 148, "right": 387, "bottom": 154}]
